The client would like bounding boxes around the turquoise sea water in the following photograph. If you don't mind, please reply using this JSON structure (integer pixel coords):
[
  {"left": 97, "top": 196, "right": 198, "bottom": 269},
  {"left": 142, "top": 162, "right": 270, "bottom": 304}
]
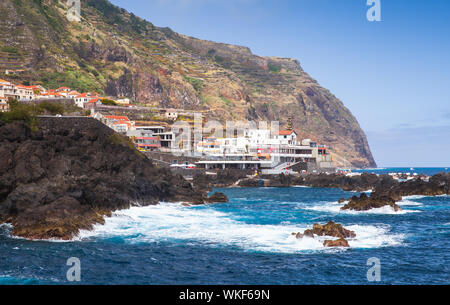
[{"left": 0, "top": 168, "right": 449, "bottom": 284}]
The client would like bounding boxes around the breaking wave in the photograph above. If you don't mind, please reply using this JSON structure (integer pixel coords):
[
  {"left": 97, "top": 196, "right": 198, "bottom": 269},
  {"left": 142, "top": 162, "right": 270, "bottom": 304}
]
[
  {"left": 304, "top": 201, "right": 419, "bottom": 215},
  {"left": 77, "top": 203, "right": 404, "bottom": 253}
]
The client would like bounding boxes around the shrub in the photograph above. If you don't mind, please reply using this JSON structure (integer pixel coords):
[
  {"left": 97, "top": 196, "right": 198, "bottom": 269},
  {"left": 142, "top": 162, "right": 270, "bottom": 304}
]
[
  {"left": 0, "top": 99, "right": 38, "bottom": 129},
  {"left": 268, "top": 63, "right": 282, "bottom": 73},
  {"left": 36, "top": 101, "right": 65, "bottom": 115},
  {"left": 1, "top": 46, "right": 19, "bottom": 53},
  {"left": 101, "top": 98, "right": 117, "bottom": 106},
  {"left": 184, "top": 76, "right": 203, "bottom": 92}
]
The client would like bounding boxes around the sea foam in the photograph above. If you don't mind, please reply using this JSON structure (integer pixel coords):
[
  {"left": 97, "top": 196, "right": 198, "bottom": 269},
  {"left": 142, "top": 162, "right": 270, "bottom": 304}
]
[
  {"left": 77, "top": 203, "right": 404, "bottom": 253},
  {"left": 304, "top": 201, "right": 419, "bottom": 215}
]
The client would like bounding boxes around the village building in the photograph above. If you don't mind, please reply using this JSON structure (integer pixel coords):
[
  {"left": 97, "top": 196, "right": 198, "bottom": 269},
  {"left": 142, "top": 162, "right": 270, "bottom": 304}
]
[
  {"left": 55, "top": 87, "right": 71, "bottom": 95},
  {"left": 37, "top": 92, "right": 65, "bottom": 99},
  {"left": 26, "top": 85, "right": 47, "bottom": 95},
  {"left": 0, "top": 79, "right": 17, "bottom": 100},
  {"left": 66, "top": 91, "right": 81, "bottom": 99},
  {"left": 74, "top": 93, "right": 102, "bottom": 108},
  {"left": 165, "top": 109, "right": 179, "bottom": 120},
  {"left": 116, "top": 98, "right": 131, "bottom": 105},
  {"left": 105, "top": 115, "right": 135, "bottom": 134},
  {"left": 15, "top": 85, "right": 35, "bottom": 101},
  {"left": 0, "top": 98, "right": 8, "bottom": 112}
]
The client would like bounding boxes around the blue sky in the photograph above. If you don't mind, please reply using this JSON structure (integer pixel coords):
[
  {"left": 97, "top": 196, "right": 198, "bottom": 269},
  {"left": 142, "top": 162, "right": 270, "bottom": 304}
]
[{"left": 110, "top": 0, "right": 450, "bottom": 167}]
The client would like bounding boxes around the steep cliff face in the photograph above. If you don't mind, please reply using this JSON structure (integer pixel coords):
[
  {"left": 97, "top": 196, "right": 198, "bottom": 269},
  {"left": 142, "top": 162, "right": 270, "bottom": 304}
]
[{"left": 0, "top": 0, "right": 376, "bottom": 167}]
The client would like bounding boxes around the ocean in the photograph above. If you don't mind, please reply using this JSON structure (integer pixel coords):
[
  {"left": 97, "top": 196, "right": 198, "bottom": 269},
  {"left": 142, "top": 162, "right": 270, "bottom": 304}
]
[{"left": 0, "top": 168, "right": 449, "bottom": 285}]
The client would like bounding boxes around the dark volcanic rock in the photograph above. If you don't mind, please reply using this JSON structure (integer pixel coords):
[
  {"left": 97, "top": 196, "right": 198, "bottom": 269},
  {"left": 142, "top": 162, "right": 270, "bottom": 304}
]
[
  {"left": 237, "top": 174, "right": 304, "bottom": 188},
  {"left": 205, "top": 192, "right": 229, "bottom": 203},
  {"left": 323, "top": 238, "right": 350, "bottom": 248},
  {"left": 193, "top": 170, "right": 251, "bottom": 189},
  {"left": 303, "top": 173, "right": 384, "bottom": 192},
  {"left": 303, "top": 221, "right": 356, "bottom": 239},
  {"left": 341, "top": 193, "right": 401, "bottom": 212},
  {"left": 0, "top": 118, "right": 207, "bottom": 240},
  {"left": 293, "top": 221, "right": 355, "bottom": 241}
]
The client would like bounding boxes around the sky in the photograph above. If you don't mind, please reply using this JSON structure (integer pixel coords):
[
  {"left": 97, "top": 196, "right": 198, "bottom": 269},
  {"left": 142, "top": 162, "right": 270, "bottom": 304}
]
[{"left": 110, "top": 0, "right": 450, "bottom": 167}]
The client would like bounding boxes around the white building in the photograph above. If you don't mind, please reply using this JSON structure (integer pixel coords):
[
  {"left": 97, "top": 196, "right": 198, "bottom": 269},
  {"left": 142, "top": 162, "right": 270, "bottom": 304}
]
[
  {"left": 165, "top": 109, "right": 179, "bottom": 120},
  {"left": 15, "top": 85, "right": 34, "bottom": 101},
  {"left": 195, "top": 128, "right": 323, "bottom": 170}
]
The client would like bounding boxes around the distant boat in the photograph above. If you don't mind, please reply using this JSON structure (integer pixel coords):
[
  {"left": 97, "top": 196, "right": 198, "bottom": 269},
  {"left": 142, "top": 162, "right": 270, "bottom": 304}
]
[{"left": 410, "top": 168, "right": 414, "bottom": 171}]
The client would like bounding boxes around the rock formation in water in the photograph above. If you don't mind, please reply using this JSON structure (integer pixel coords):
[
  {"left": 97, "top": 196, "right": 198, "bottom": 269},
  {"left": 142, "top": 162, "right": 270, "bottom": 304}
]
[{"left": 292, "top": 221, "right": 355, "bottom": 248}]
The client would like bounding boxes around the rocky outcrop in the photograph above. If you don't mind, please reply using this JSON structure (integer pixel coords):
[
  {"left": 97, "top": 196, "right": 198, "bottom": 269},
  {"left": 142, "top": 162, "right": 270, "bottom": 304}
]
[
  {"left": 323, "top": 239, "right": 350, "bottom": 248},
  {"left": 302, "top": 221, "right": 356, "bottom": 239},
  {"left": 205, "top": 192, "right": 229, "bottom": 203},
  {"left": 341, "top": 193, "right": 402, "bottom": 212},
  {"left": 237, "top": 174, "right": 304, "bottom": 188},
  {"left": 0, "top": 118, "right": 215, "bottom": 240},
  {"left": 293, "top": 221, "right": 355, "bottom": 247},
  {"left": 303, "top": 173, "right": 384, "bottom": 192}
]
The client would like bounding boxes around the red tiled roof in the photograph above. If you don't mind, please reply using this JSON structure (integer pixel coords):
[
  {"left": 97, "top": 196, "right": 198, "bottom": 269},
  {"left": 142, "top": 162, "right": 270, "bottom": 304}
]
[
  {"left": 106, "top": 115, "right": 130, "bottom": 121},
  {"left": 75, "top": 93, "right": 89, "bottom": 98},
  {"left": 278, "top": 130, "right": 296, "bottom": 136},
  {"left": 40, "top": 92, "right": 64, "bottom": 97}
]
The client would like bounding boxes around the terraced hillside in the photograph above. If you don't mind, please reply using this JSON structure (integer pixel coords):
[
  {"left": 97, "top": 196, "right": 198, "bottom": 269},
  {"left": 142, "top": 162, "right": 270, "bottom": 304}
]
[{"left": 0, "top": 0, "right": 376, "bottom": 167}]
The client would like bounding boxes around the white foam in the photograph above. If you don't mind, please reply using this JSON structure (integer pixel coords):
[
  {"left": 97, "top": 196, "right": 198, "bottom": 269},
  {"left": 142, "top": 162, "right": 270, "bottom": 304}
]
[
  {"left": 403, "top": 195, "right": 427, "bottom": 200},
  {"left": 77, "top": 203, "right": 404, "bottom": 253},
  {"left": 305, "top": 201, "right": 418, "bottom": 215},
  {"left": 397, "top": 200, "right": 423, "bottom": 207}
]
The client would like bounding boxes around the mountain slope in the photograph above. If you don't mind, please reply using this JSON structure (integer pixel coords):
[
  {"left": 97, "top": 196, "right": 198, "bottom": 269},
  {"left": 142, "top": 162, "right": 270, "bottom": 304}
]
[{"left": 0, "top": 0, "right": 376, "bottom": 167}]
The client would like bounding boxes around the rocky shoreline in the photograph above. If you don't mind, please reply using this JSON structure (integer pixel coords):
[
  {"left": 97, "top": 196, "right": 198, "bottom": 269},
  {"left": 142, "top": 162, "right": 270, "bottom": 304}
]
[
  {"left": 0, "top": 118, "right": 223, "bottom": 240},
  {"left": 192, "top": 171, "right": 449, "bottom": 212}
]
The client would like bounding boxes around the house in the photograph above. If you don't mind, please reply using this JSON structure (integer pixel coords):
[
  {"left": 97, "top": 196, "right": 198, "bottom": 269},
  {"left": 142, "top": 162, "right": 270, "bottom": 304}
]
[
  {"left": 15, "top": 85, "right": 34, "bottom": 101},
  {"left": 127, "top": 126, "right": 165, "bottom": 137},
  {"left": 0, "top": 79, "right": 17, "bottom": 100},
  {"left": 105, "top": 115, "right": 135, "bottom": 134},
  {"left": 74, "top": 93, "right": 91, "bottom": 107},
  {"left": 165, "top": 108, "right": 179, "bottom": 120},
  {"left": 0, "top": 97, "right": 8, "bottom": 112},
  {"left": 66, "top": 91, "right": 81, "bottom": 99},
  {"left": 27, "top": 85, "right": 47, "bottom": 95},
  {"left": 56, "top": 87, "right": 71, "bottom": 94},
  {"left": 275, "top": 130, "right": 298, "bottom": 145},
  {"left": 134, "top": 136, "right": 161, "bottom": 151},
  {"left": 84, "top": 98, "right": 102, "bottom": 109},
  {"left": 116, "top": 98, "right": 131, "bottom": 105},
  {"left": 37, "top": 92, "right": 65, "bottom": 99}
]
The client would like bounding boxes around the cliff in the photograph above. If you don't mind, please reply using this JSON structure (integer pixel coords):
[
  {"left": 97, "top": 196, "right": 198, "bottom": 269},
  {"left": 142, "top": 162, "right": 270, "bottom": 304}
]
[
  {"left": 0, "top": 117, "right": 207, "bottom": 240},
  {"left": 0, "top": 0, "right": 376, "bottom": 167}
]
